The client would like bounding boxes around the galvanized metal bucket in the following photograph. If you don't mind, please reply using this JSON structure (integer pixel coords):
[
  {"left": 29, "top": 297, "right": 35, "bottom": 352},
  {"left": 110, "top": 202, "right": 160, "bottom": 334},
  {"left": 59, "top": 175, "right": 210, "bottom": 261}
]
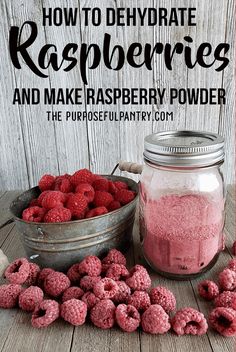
[{"left": 9, "top": 175, "right": 138, "bottom": 272}]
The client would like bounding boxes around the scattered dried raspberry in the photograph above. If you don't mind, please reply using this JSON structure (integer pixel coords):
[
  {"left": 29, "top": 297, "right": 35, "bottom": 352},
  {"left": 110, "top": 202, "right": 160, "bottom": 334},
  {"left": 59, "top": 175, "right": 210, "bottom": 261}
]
[
  {"left": 29, "top": 198, "right": 39, "bottom": 207},
  {"left": 0, "top": 284, "right": 22, "bottom": 308},
  {"left": 90, "top": 299, "right": 116, "bottom": 329},
  {"left": 209, "top": 307, "right": 236, "bottom": 337},
  {"left": 70, "top": 169, "right": 93, "bottom": 186},
  {"left": 108, "top": 181, "right": 118, "bottom": 194},
  {"left": 80, "top": 276, "right": 101, "bottom": 292},
  {"left": 66, "top": 193, "right": 88, "bottom": 219},
  {"left": 79, "top": 255, "right": 102, "bottom": 277},
  {"left": 113, "top": 181, "right": 128, "bottom": 190},
  {"left": 219, "top": 269, "right": 236, "bottom": 291},
  {"left": 150, "top": 286, "right": 176, "bottom": 313},
  {"left": 141, "top": 304, "right": 171, "bottom": 334},
  {"left": 233, "top": 241, "right": 236, "bottom": 256},
  {"left": 93, "top": 177, "right": 109, "bottom": 192},
  {"left": 107, "top": 201, "right": 121, "bottom": 212},
  {"left": 171, "top": 307, "right": 208, "bottom": 336},
  {"left": 227, "top": 258, "right": 236, "bottom": 272},
  {"left": 44, "top": 207, "right": 72, "bottom": 223},
  {"left": 93, "top": 278, "right": 118, "bottom": 299},
  {"left": 198, "top": 280, "right": 219, "bottom": 301},
  {"left": 62, "top": 287, "right": 84, "bottom": 302},
  {"left": 44, "top": 271, "right": 70, "bottom": 297},
  {"left": 37, "top": 268, "right": 55, "bottom": 287},
  {"left": 38, "top": 174, "right": 55, "bottom": 192},
  {"left": 214, "top": 291, "right": 236, "bottom": 309},
  {"left": 25, "top": 263, "right": 40, "bottom": 286},
  {"left": 102, "top": 249, "right": 126, "bottom": 268},
  {"left": 93, "top": 191, "right": 114, "bottom": 208},
  {"left": 22, "top": 206, "right": 46, "bottom": 222},
  {"left": 42, "top": 191, "right": 65, "bottom": 209},
  {"left": 113, "top": 281, "right": 131, "bottom": 304},
  {"left": 115, "top": 304, "right": 140, "bottom": 332},
  {"left": 106, "top": 264, "right": 129, "bottom": 281},
  {"left": 85, "top": 206, "right": 108, "bottom": 218},
  {"left": 54, "top": 177, "right": 73, "bottom": 193},
  {"left": 67, "top": 263, "right": 81, "bottom": 283},
  {"left": 4, "top": 258, "right": 30, "bottom": 285},
  {"left": 61, "top": 298, "right": 87, "bottom": 326},
  {"left": 31, "top": 299, "right": 60, "bottom": 328},
  {"left": 82, "top": 292, "right": 100, "bottom": 310},
  {"left": 126, "top": 265, "right": 151, "bottom": 291},
  {"left": 128, "top": 291, "right": 151, "bottom": 312},
  {"left": 19, "top": 286, "right": 44, "bottom": 312},
  {"left": 115, "top": 189, "right": 136, "bottom": 205},
  {"left": 37, "top": 191, "right": 51, "bottom": 206},
  {"left": 75, "top": 183, "right": 95, "bottom": 203}
]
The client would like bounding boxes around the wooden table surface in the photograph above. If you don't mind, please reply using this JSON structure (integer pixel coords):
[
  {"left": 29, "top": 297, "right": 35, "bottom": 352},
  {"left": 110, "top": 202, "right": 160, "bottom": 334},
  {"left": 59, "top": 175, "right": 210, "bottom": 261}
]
[{"left": 0, "top": 187, "right": 235, "bottom": 352}]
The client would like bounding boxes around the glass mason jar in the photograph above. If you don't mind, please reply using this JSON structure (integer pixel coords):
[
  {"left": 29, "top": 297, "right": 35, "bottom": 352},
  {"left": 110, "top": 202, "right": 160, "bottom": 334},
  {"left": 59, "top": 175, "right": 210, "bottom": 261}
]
[{"left": 139, "top": 130, "right": 225, "bottom": 279}]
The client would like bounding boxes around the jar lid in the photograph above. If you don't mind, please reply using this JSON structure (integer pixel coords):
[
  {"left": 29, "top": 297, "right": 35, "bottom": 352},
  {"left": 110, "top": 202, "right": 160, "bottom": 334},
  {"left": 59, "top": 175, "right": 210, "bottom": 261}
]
[{"left": 144, "top": 130, "right": 224, "bottom": 167}]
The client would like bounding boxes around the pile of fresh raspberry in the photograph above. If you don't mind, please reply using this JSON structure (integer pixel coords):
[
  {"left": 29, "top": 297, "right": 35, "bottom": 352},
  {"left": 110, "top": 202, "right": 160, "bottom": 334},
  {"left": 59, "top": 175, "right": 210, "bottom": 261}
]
[{"left": 21, "top": 169, "right": 137, "bottom": 223}]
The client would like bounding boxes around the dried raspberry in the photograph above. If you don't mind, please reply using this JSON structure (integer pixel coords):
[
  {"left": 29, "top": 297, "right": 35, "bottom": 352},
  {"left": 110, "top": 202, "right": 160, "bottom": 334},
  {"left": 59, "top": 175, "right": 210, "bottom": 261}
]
[
  {"left": 0, "top": 284, "right": 22, "bottom": 308},
  {"left": 22, "top": 206, "right": 46, "bottom": 222},
  {"left": 93, "top": 177, "right": 109, "bottom": 192},
  {"left": 106, "top": 264, "right": 129, "bottom": 281},
  {"left": 108, "top": 181, "right": 118, "bottom": 194},
  {"left": 67, "top": 263, "right": 81, "bottom": 283},
  {"left": 70, "top": 169, "right": 93, "bottom": 186},
  {"left": 44, "top": 207, "right": 72, "bottom": 223},
  {"left": 233, "top": 241, "right": 236, "bottom": 256},
  {"left": 115, "top": 304, "right": 140, "bottom": 332},
  {"left": 80, "top": 276, "right": 101, "bottom": 292},
  {"left": 198, "top": 280, "right": 219, "bottom": 301},
  {"left": 219, "top": 269, "right": 236, "bottom": 291},
  {"left": 19, "top": 286, "right": 44, "bottom": 311},
  {"left": 227, "top": 258, "right": 236, "bottom": 272},
  {"left": 29, "top": 198, "right": 39, "bottom": 207},
  {"left": 126, "top": 265, "right": 151, "bottom": 291},
  {"left": 150, "top": 286, "right": 176, "bottom": 313},
  {"left": 37, "top": 268, "right": 55, "bottom": 287},
  {"left": 38, "top": 174, "right": 55, "bottom": 192},
  {"left": 54, "top": 177, "right": 73, "bottom": 193},
  {"left": 128, "top": 291, "right": 151, "bottom": 312},
  {"left": 42, "top": 191, "right": 65, "bottom": 209},
  {"left": 113, "top": 181, "right": 128, "bottom": 190},
  {"left": 90, "top": 299, "right": 116, "bottom": 329},
  {"left": 214, "top": 291, "right": 236, "bottom": 308},
  {"left": 107, "top": 201, "right": 121, "bottom": 212},
  {"left": 79, "top": 255, "right": 102, "bottom": 277},
  {"left": 171, "top": 307, "right": 208, "bottom": 336},
  {"left": 113, "top": 281, "right": 131, "bottom": 304},
  {"left": 44, "top": 271, "right": 70, "bottom": 297},
  {"left": 85, "top": 206, "right": 108, "bottom": 218},
  {"left": 115, "top": 189, "right": 136, "bottom": 205},
  {"left": 25, "top": 263, "right": 40, "bottom": 286},
  {"left": 31, "top": 299, "right": 60, "bottom": 328},
  {"left": 75, "top": 183, "right": 95, "bottom": 203},
  {"left": 61, "top": 298, "right": 87, "bottom": 326},
  {"left": 37, "top": 191, "right": 51, "bottom": 206},
  {"left": 102, "top": 249, "right": 126, "bottom": 267},
  {"left": 66, "top": 193, "right": 88, "bottom": 219},
  {"left": 142, "top": 304, "right": 171, "bottom": 334},
  {"left": 209, "top": 307, "right": 236, "bottom": 336},
  {"left": 4, "top": 258, "right": 30, "bottom": 285},
  {"left": 93, "top": 278, "right": 118, "bottom": 299},
  {"left": 93, "top": 191, "right": 113, "bottom": 208},
  {"left": 62, "top": 287, "right": 84, "bottom": 302},
  {"left": 82, "top": 292, "right": 100, "bottom": 310}
]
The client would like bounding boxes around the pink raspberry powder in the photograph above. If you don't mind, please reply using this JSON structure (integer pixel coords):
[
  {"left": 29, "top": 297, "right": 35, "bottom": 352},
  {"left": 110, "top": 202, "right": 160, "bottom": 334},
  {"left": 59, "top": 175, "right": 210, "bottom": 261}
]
[
  {"left": 141, "top": 304, "right": 171, "bottom": 334},
  {"left": 115, "top": 304, "right": 140, "bottom": 332},
  {"left": 90, "top": 299, "right": 116, "bottom": 329}
]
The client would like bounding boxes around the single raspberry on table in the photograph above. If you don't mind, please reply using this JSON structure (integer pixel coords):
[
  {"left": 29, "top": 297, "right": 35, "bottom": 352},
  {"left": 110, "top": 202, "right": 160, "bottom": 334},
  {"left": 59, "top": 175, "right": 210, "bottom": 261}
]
[
  {"left": 126, "top": 265, "right": 151, "bottom": 291},
  {"left": 227, "top": 258, "right": 236, "bottom": 272},
  {"left": 75, "top": 183, "right": 95, "bottom": 203},
  {"left": 38, "top": 174, "right": 55, "bottom": 192},
  {"left": 0, "top": 284, "right": 23, "bottom": 308},
  {"left": 232, "top": 241, "right": 236, "bottom": 256},
  {"left": 19, "top": 286, "right": 44, "bottom": 312},
  {"left": 62, "top": 287, "right": 84, "bottom": 302},
  {"left": 22, "top": 206, "right": 46, "bottom": 222},
  {"left": 70, "top": 169, "right": 94, "bottom": 186},
  {"left": 141, "top": 304, "right": 171, "bottom": 334},
  {"left": 93, "top": 191, "right": 114, "bottom": 208},
  {"left": 102, "top": 249, "right": 127, "bottom": 268},
  {"left": 81, "top": 292, "right": 100, "bottom": 310},
  {"left": 150, "top": 286, "right": 176, "bottom": 313},
  {"left": 171, "top": 307, "right": 208, "bottom": 336},
  {"left": 106, "top": 263, "right": 129, "bottom": 281},
  {"left": 31, "top": 299, "right": 60, "bottom": 328},
  {"left": 115, "top": 189, "right": 136, "bottom": 205},
  {"left": 93, "top": 177, "right": 110, "bottom": 192},
  {"left": 4, "top": 258, "right": 30, "bottom": 285},
  {"left": 80, "top": 275, "right": 101, "bottom": 292},
  {"left": 198, "top": 280, "right": 219, "bottom": 301},
  {"left": 37, "top": 268, "right": 55, "bottom": 288},
  {"left": 90, "top": 299, "right": 116, "bottom": 329},
  {"left": 67, "top": 263, "right": 81, "bottom": 283},
  {"left": 85, "top": 206, "right": 108, "bottom": 219},
  {"left": 218, "top": 269, "right": 236, "bottom": 291},
  {"left": 44, "top": 271, "right": 70, "bottom": 297},
  {"left": 44, "top": 207, "right": 72, "bottom": 223},
  {"left": 79, "top": 255, "right": 102, "bottom": 277},
  {"left": 113, "top": 181, "right": 128, "bottom": 190},
  {"left": 107, "top": 201, "right": 121, "bottom": 212},
  {"left": 209, "top": 307, "right": 236, "bottom": 337},
  {"left": 25, "top": 263, "right": 41, "bottom": 286},
  {"left": 61, "top": 298, "right": 87, "bottom": 326},
  {"left": 115, "top": 304, "right": 140, "bottom": 332},
  {"left": 128, "top": 291, "right": 151, "bottom": 312},
  {"left": 29, "top": 198, "right": 39, "bottom": 207},
  {"left": 93, "top": 278, "right": 118, "bottom": 299},
  {"left": 113, "top": 281, "right": 131, "bottom": 304},
  {"left": 66, "top": 193, "right": 88, "bottom": 219},
  {"left": 42, "top": 191, "right": 65, "bottom": 209},
  {"left": 37, "top": 191, "right": 51, "bottom": 206},
  {"left": 214, "top": 291, "right": 236, "bottom": 308},
  {"left": 54, "top": 177, "right": 73, "bottom": 193}
]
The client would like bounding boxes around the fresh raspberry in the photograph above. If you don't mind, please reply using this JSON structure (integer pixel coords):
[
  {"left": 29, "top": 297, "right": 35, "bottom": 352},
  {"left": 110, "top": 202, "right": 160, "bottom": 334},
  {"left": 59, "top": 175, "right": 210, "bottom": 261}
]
[
  {"left": 42, "top": 191, "right": 66, "bottom": 210},
  {"left": 19, "top": 286, "right": 44, "bottom": 312},
  {"left": 90, "top": 299, "right": 116, "bottom": 329},
  {"left": 108, "top": 181, "right": 118, "bottom": 195},
  {"left": 31, "top": 299, "right": 60, "bottom": 328},
  {"left": 93, "top": 191, "right": 113, "bottom": 208},
  {"left": 106, "top": 264, "right": 129, "bottom": 281},
  {"left": 233, "top": 241, "right": 236, "bottom": 256},
  {"left": 44, "top": 271, "right": 70, "bottom": 297},
  {"left": 38, "top": 174, "right": 55, "bottom": 192},
  {"left": 4, "top": 258, "right": 30, "bottom": 285},
  {"left": 141, "top": 304, "right": 171, "bottom": 334},
  {"left": 61, "top": 298, "right": 87, "bottom": 326},
  {"left": 115, "top": 304, "right": 140, "bottom": 332},
  {"left": 218, "top": 269, "right": 236, "bottom": 291},
  {"left": 44, "top": 207, "right": 72, "bottom": 223},
  {"left": 107, "top": 201, "right": 121, "bottom": 212},
  {"left": 37, "top": 268, "right": 55, "bottom": 288},
  {"left": 93, "top": 177, "right": 109, "bottom": 192},
  {"left": 81, "top": 292, "right": 100, "bottom": 310},
  {"left": 114, "top": 181, "right": 128, "bottom": 190},
  {"left": 22, "top": 206, "right": 46, "bottom": 222},
  {"left": 25, "top": 263, "right": 40, "bottom": 286},
  {"left": 126, "top": 265, "right": 151, "bottom": 291},
  {"left": 0, "top": 284, "right": 22, "bottom": 308},
  {"left": 115, "top": 189, "right": 136, "bottom": 205},
  {"left": 80, "top": 276, "right": 101, "bottom": 292},
  {"left": 29, "top": 198, "right": 39, "bottom": 207},
  {"left": 66, "top": 193, "right": 88, "bottom": 219},
  {"left": 54, "top": 177, "right": 73, "bottom": 193},
  {"left": 75, "top": 183, "right": 95, "bottom": 203},
  {"left": 62, "top": 287, "right": 84, "bottom": 302},
  {"left": 198, "top": 280, "right": 219, "bottom": 301},
  {"left": 209, "top": 307, "right": 236, "bottom": 337},
  {"left": 102, "top": 249, "right": 127, "bottom": 268},
  {"left": 37, "top": 191, "right": 51, "bottom": 206},
  {"left": 67, "top": 263, "right": 81, "bottom": 283},
  {"left": 150, "top": 286, "right": 176, "bottom": 313},
  {"left": 113, "top": 281, "right": 131, "bottom": 304},
  {"left": 128, "top": 291, "right": 151, "bottom": 312},
  {"left": 79, "top": 255, "right": 102, "bottom": 277},
  {"left": 93, "top": 278, "right": 119, "bottom": 299},
  {"left": 85, "top": 206, "right": 108, "bottom": 218},
  {"left": 227, "top": 258, "right": 236, "bottom": 272},
  {"left": 171, "top": 307, "right": 208, "bottom": 336},
  {"left": 70, "top": 169, "right": 93, "bottom": 186},
  {"left": 214, "top": 291, "right": 236, "bottom": 308}
]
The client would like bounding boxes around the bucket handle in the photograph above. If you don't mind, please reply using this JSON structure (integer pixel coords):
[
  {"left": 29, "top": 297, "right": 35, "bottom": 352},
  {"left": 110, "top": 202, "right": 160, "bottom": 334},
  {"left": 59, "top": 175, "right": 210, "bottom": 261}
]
[
  {"left": 111, "top": 161, "right": 143, "bottom": 175},
  {"left": 0, "top": 218, "right": 14, "bottom": 230}
]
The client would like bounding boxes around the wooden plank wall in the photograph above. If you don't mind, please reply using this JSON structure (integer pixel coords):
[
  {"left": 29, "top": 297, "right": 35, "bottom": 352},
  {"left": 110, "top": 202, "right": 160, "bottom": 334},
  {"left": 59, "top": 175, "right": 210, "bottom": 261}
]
[{"left": 0, "top": 0, "right": 234, "bottom": 189}]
